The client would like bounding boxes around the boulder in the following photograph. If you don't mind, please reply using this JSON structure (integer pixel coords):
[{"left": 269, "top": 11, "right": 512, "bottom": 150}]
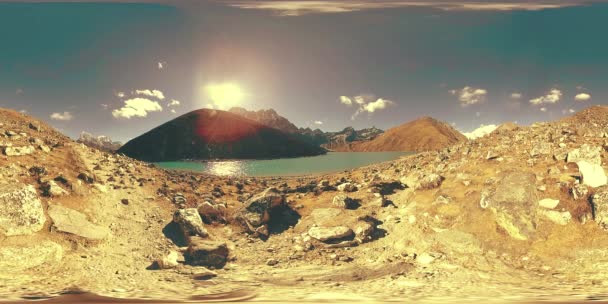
[
  {"left": 416, "top": 174, "right": 443, "bottom": 190},
  {"left": 567, "top": 144, "right": 602, "bottom": 165},
  {"left": 331, "top": 194, "right": 357, "bottom": 209},
  {"left": 3, "top": 145, "right": 35, "bottom": 156},
  {"left": 571, "top": 184, "right": 589, "bottom": 200},
  {"left": 173, "top": 208, "right": 208, "bottom": 239},
  {"left": 577, "top": 161, "right": 607, "bottom": 188},
  {"left": 155, "top": 251, "right": 180, "bottom": 269},
  {"left": 0, "top": 184, "right": 46, "bottom": 236},
  {"left": 308, "top": 226, "right": 353, "bottom": 242},
  {"left": 48, "top": 204, "right": 110, "bottom": 240},
  {"left": 0, "top": 241, "right": 63, "bottom": 274},
  {"left": 591, "top": 186, "right": 608, "bottom": 230},
  {"left": 185, "top": 237, "right": 229, "bottom": 268},
  {"left": 235, "top": 188, "right": 285, "bottom": 237},
  {"left": 41, "top": 180, "right": 68, "bottom": 197},
  {"left": 540, "top": 210, "right": 572, "bottom": 226},
  {"left": 354, "top": 221, "right": 375, "bottom": 243},
  {"left": 337, "top": 182, "right": 357, "bottom": 192},
  {"left": 198, "top": 201, "right": 227, "bottom": 222},
  {"left": 480, "top": 172, "right": 538, "bottom": 240}
]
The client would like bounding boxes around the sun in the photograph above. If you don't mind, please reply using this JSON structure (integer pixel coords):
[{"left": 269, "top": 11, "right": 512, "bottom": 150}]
[{"left": 205, "top": 82, "right": 245, "bottom": 110}]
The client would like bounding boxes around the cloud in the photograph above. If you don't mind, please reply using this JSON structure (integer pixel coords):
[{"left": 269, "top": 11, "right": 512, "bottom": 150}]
[
  {"left": 339, "top": 96, "right": 352, "bottom": 105},
  {"left": 450, "top": 86, "right": 487, "bottom": 107},
  {"left": 168, "top": 99, "right": 181, "bottom": 107},
  {"left": 540, "top": 107, "right": 547, "bottom": 112},
  {"left": 341, "top": 94, "right": 395, "bottom": 119},
  {"left": 50, "top": 111, "right": 73, "bottom": 121},
  {"left": 510, "top": 92, "right": 522, "bottom": 99},
  {"left": 463, "top": 124, "right": 498, "bottom": 140},
  {"left": 112, "top": 98, "right": 163, "bottom": 119},
  {"left": 227, "top": 1, "right": 582, "bottom": 16},
  {"left": 314, "top": 120, "right": 323, "bottom": 125},
  {"left": 574, "top": 93, "right": 591, "bottom": 101},
  {"left": 170, "top": 109, "right": 177, "bottom": 114},
  {"left": 562, "top": 108, "right": 576, "bottom": 115},
  {"left": 134, "top": 89, "right": 165, "bottom": 100},
  {"left": 116, "top": 91, "right": 126, "bottom": 98},
  {"left": 157, "top": 61, "right": 166, "bottom": 70},
  {"left": 529, "top": 88, "right": 562, "bottom": 105},
  {"left": 101, "top": 104, "right": 109, "bottom": 110}
]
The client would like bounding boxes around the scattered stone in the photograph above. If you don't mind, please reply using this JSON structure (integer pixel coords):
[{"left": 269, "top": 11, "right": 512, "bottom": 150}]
[
  {"left": 48, "top": 204, "right": 110, "bottom": 240},
  {"left": 198, "top": 201, "right": 226, "bottom": 222},
  {"left": 173, "top": 208, "right": 208, "bottom": 240},
  {"left": 77, "top": 172, "right": 94, "bottom": 184},
  {"left": 185, "top": 237, "right": 229, "bottom": 268},
  {"left": 354, "top": 221, "right": 374, "bottom": 243},
  {"left": 121, "top": 198, "right": 129, "bottom": 205},
  {"left": 308, "top": 226, "right": 353, "bottom": 242},
  {"left": 416, "top": 253, "right": 436, "bottom": 265},
  {"left": 28, "top": 122, "right": 41, "bottom": 131},
  {"left": 0, "top": 241, "right": 63, "bottom": 273},
  {"left": 577, "top": 161, "right": 607, "bottom": 188},
  {"left": 538, "top": 198, "right": 559, "bottom": 209},
  {"left": 266, "top": 258, "right": 279, "bottom": 266},
  {"left": 235, "top": 187, "right": 285, "bottom": 237},
  {"left": 39, "top": 145, "right": 51, "bottom": 153},
  {"left": 155, "top": 251, "right": 180, "bottom": 269},
  {"left": 331, "top": 194, "right": 358, "bottom": 209},
  {"left": 0, "top": 184, "right": 46, "bottom": 236}
]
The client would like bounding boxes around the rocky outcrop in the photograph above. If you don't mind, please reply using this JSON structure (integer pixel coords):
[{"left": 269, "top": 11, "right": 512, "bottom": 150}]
[
  {"left": 235, "top": 188, "right": 285, "bottom": 237},
  {"left": 173, "top": 208, "right": 208, "bottom": 240},
  {"left": 591, "top": 186, "right": 608, "bottom": 230},
  {"left": 77, "top": 132, "right": 122, "bottom": 152},
  {"left": 480, "top": 172, "right": 538, "bottom": 240},
  {"left": 577, "top": 161, "right": 607, "bottom": 188},
  {"left": 185, "top": 237, "right": 229, "bottom": 268},
  {"left": 308, "top": 226, "right": 354, "bottom": 242},
  {"left": 0, "top": 184, "right": 46, "bottom": 236}
]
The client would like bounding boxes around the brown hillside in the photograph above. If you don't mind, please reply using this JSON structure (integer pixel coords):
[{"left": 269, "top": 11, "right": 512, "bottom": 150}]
[{"left": 352, "top": 116, "right": 467, "bottom": 152}]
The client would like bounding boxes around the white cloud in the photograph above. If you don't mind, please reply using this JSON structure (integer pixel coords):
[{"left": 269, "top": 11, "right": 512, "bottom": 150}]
[
  {"left": 540, "top": 107, "right": 547, "bottom": 112},
  {"left": 157, "top": 61, "right": 165, "bottom": 70},
  {"left": 134, "top": 89, "right": 165, "bottom": 100},
  {"left": 450, "top": 86, "right": 487, "bottom": 107},
  {"left": 170, "top": 109, "right": 177, "bottom": 114},
  {"left": 101, "top": 104, "right": 109, "bottom": 110},
  {"left": 574, "top": 93, "right": 591, "bottom": 101},
  {"left": 112, "top": 98, "right": 163, "bottom": 119},
  {"left": 510, "top": 92, "right": 522, "bottom": 99},
  {"left": 314, "top": 120, "right": 323, "bottom": 125},
  {"left": 569, "top": 108, "right": 576, "bottom": 113},
  {"left": 463, "top": 124, "right": 498, "bottom": 140},
  {"left": 228, "top": 1, "right": 580, "bottom": 16},
  {"left": 168, "top": 99, "right": 181, "bottom": 107},
  {"left": 361, "top": 98, "right": 394, "bottom": 113},
  {"left": 205, "top": 103, "right": 215, "bottom": 109},
  {"left": 50, "top": 111, "right": 73, "bottom": 121},
  {"left": 339, "top": 96, "right": 352, "bottom": 105},
  {"left": 529, "top": 88, "right": 562, "bottom": 105},
  {"left": 116, "top": 91, "right": 125, "bottom": 98}
]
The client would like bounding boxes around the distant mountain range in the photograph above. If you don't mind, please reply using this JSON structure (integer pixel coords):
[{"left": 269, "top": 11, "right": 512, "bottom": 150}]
[
  {"left": 117, "top": 109, "right": 326, "bottom": 162},
  {"left": 77, "top": 132, "right": 122, "bottom": 152},
  {"left": 228, "top": 107, "right": 384, "bottom": 150}
]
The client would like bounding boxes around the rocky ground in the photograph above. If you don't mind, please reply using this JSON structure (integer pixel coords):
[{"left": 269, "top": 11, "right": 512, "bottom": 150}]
[{"left": 1, "top": 106, "right": 608, "bottom": 303}]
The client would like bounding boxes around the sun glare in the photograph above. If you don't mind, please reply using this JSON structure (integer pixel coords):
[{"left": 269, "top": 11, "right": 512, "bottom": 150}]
[{"left": 205, "top": 82, "right": 245, "bottom": 110}]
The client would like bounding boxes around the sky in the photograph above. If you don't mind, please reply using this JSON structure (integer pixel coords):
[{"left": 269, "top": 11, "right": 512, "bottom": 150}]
[{"left": 0, "top": 0, "right": 606, "bottom": 142}]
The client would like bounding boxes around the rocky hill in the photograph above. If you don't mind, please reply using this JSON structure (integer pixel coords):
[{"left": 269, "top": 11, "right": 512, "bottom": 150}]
[
  {"left": 352, "top": 116, "right": 467, "bottom": 152},
  {"left": 76, "top": 131, "right": 122, "bottom": 152},
  {"left": 228, "top": 107, "right": 300, "bottom": 134},
  {"left": 1, "top": 106, "right": 608, "bottom": 302},
  {"left": 322, "top": 126, "right": 384, "bottom": 151},
  {"left": 117, "top": 109, "right": 326, "bottom": 162}
]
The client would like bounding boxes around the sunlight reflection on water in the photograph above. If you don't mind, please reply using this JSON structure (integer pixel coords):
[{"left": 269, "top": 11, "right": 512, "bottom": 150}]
[{"left": 206, "top": 161, "right": 245, "bottom": 176}]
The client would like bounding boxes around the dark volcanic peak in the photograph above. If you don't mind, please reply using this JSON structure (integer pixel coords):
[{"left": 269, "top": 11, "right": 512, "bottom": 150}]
[
  {"left": 117, "top": 109, "right": 326, "bottom": 162},
  {"left": 228, "top": 107, "right": 300, "bottom": 134}
]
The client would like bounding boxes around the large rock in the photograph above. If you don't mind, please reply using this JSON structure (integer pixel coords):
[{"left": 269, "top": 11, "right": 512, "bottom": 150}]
[
  {"left": 48, "top": 204, "right": 110, "bottom": 240},
  {"left": 3, "top": 145, "right": 35, "bottom": 156},
  {"left": 173, "top": 208, "right": 208, "bottom": 239},
  {"left": 480, "top": 172, "right": 538, "bottom": 240},
  {"left": 0, "top": 241, "right": 63, "bottom": 274},
  {"left": 41, "top": 180, "right": 68, "bottom": 197},
  {"left": 308, "top": 226, "right": 353, "bottom": 242},
  {"left": 0, "top": 184, "right": 46, "bottom": 236},
  {"left": 567, "top": 145, "right": 602, "bottom": 165},
  {"left": 185, "top": 237, "right": 229, "bottom": 268},
  {"left": 332, "top": 194, "right": 356, "bottom": 209},
  {"left": 236, "top": 188, "right": 284, "bottom": 237},
  {"left": 591, "top": 186, "right": 608, "bottom": 230},
  {"left": 577, "top": 161, "right": 607, "bottom": 188},
  {"left": 416, "top": 173, "right": 443, "bottom": 190}
]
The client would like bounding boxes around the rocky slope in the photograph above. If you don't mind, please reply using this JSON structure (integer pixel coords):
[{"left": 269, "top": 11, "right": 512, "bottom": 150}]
[
  {"left": 1, "top": 106, "right": 608, "bottom": 302},
  {"left": 117, "top": 109, "right": 326, "bottom": 162},
  {"left": 228, "top": 107, "right": 300, "bottom": 134},
  {"left": 77, "top": 131, "right": 122, "bottom": 152},
  {"left": 352, "top": 116, "right": 467, "bottom": 152}
]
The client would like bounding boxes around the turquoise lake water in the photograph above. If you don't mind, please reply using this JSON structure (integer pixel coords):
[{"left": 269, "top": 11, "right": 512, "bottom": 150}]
[{"left": 156, "top": 152, "right": 410, "bottom": 177}]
